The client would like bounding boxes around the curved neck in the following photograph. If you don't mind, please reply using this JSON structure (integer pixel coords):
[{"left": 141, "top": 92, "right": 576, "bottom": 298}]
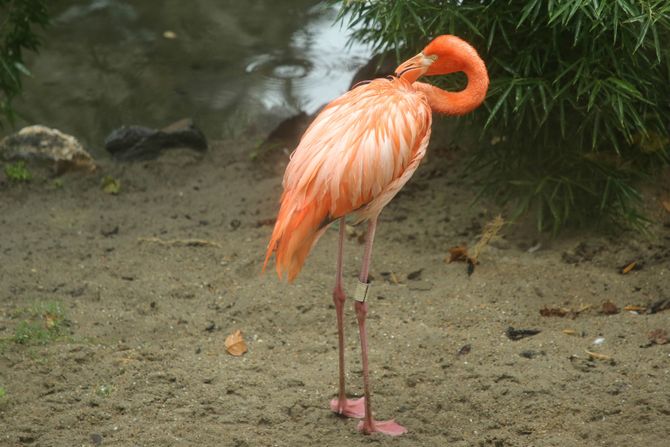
[{"left": 414, "top": 60, "right": 489, "bottom": 116}]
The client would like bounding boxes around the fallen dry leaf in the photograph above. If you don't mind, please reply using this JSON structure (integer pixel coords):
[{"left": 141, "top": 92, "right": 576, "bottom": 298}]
[
  {"left": 585, "top": 350, "right": 611, "bottom": 361},
  {"left": 577, "top": 304, "right": 594, "bottom": 313},
  {"left": 540, "top": 307, "right": 569, "bottom": 317},
  {"left": 621, "top": 261, "right": 637, "bottom": 274},
  {"left": 446, "top": 245, "right": 468, "bottom": 263},
  {"left": 225, "top": 330, "right": 248, "bottom": 356},
  {"left": 562, "top": 329, "right": 577, "bottom": 336},
  {"left": 446, "top": 245, "right": 479, "bottom": 275},
  {"left": 506, "top": 326, "right": 541, "bottom": 341},
  {"left": 623, "top": 305, "right": 646, "bottom": 312},
  {"left": 601, "top": 300, "right": 619, "bottom": 315},
  {"left": 648, "top": 329, "right": 668, "bottom": 345},
  {"left": 662, "top": 199, "right": 670, "bottom": 213}
]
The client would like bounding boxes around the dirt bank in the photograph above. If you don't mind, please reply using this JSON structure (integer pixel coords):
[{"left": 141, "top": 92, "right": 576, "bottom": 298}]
[{"left": 1, "top": 139, "right": 669, "bottom": 446}]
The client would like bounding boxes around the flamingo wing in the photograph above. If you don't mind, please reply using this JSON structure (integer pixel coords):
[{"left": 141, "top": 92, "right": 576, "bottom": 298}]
[{"left": 265, "top": 77, "right": 432, "bottom": 281}]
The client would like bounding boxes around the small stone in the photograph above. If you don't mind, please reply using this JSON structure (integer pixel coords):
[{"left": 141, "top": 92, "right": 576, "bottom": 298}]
[
  {"left": 101, "top": 225, "right": 119, "bottom": 237},
  {"left": 407, "top": 269, "right": 423, "bottom": 280},
  {"left": 457, "top": 344, "right": 471, "bottom": 356},
  {"left": 519, "top": 350, "right": 545, "bottom": 359}
]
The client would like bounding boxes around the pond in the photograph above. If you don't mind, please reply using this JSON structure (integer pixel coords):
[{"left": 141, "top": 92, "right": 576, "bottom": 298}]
[{"left": 14, "top": 0, "right": 371, "bottom": 156}]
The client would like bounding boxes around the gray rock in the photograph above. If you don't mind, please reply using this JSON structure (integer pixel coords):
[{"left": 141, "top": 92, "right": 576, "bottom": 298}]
[
  {"left": 0, "top": 125, "right": 96, "bottom": 173},
  {"left": 104, "top": 118, "right": 207, "bottom": 161}
]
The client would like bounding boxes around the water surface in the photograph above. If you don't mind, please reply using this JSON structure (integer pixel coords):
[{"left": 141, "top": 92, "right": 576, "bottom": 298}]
[{"left": 14, "top": 0, "right": 371, "bottom": 155}]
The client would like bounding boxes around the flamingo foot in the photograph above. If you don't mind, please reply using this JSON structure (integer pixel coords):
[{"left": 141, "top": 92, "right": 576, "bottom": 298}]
[
  {"left": 357, "top": 419, "right": 407, "bottom": 436},
  {"left": 330, "top": 397, "right": 365, "bottom": 419}
]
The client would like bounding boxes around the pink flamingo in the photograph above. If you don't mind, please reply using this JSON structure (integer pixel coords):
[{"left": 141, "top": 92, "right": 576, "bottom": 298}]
[{"left": 264, "top": 35, "right": 489, "bottom": 436}]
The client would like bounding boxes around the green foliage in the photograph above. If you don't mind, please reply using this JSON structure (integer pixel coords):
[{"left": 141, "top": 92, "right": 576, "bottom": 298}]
[
  {"left": 101, "top": 175, "right": 121, "bottom": 194},
  {"left": 3, "top": 160, "right": 31, "bottom": 181},
  {"left": 13, "top": 301, "right": 68, "bottom": 345},
  {"left": 338, "top": 0, "right": 670, "bottom": 231},
  {"left": 96, "top": 384, "right": 113, "bottom": 398},
  {"left": 0, "top": 0, "right": 49, "bottom": 127}
]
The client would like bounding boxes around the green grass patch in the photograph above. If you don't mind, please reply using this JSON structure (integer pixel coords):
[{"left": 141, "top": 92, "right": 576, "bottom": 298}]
[
  {"left": 3, "top": 161, "right": 32, "bottom": 182},
  {"left": 11, "top": 301, "right": 70, "bottom": 345},
  {"left": 101, "top": 175, "right": 121, "bottom": 195},
  {"left": 96, "top": 384, "right": 113, "bottom": 398}
]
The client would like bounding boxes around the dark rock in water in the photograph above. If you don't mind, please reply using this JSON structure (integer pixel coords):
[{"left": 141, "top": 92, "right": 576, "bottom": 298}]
[
  {"left": 0, "top": 125, "right": 96, "bottom": 174},
  {"left": 105, "top": 118, "right": 207, "bottom": 161}
]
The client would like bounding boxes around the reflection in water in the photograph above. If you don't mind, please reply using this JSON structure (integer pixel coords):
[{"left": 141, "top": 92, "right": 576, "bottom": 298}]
[{"left": 13, "top": 1, "right": 370, "bottom": 155}]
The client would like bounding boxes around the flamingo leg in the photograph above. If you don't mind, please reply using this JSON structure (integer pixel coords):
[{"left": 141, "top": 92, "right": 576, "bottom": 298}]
[
  {"left": 330, "top": 218, "right": 366, "bottom": 418},
  {"left": 355, "top": 218, "right": 407, "bottom": 436}
]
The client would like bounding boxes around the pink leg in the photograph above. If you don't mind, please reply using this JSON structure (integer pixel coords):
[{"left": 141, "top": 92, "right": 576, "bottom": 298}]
[
  {"left": 355, "top": 218, "right": 407, "bottom": 436},
  {"left": 330, "top": 219, "right": 365, "bottom": 418}
]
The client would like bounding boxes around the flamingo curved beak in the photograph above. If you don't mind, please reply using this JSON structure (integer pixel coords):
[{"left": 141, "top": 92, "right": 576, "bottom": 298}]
[{"left": 394, "top": 52, "right": 436, "bottom": 83}]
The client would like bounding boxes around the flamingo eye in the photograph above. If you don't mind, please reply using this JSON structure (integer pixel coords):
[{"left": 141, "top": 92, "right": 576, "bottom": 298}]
[{"left": 427, "top": 54, "right": 438, "bottom": 61}]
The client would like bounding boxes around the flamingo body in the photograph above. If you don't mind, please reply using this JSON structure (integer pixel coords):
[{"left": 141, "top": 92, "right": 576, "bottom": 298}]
[
  {"left": 262, "top": 34, "right": 489, "bottom": 436},
  {"left": 265, "top": 77, "right": 432, "bottom": 281}
]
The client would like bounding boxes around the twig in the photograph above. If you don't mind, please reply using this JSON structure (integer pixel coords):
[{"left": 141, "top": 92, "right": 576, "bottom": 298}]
[{"left": 471, "top": 215, "right": 505, "bottom": 261}]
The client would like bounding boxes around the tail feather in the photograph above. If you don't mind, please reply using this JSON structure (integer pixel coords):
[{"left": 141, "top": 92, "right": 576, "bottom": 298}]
[{"left": 263, "top": 193, "right": 331, "bottom": 282}]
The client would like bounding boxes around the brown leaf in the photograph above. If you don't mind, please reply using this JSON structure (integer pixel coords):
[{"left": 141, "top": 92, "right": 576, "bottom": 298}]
[
  {"left": 620, "top": 261, "right": 638, "bottom": 274},
  {"left": 601, "top": 300, "right": 619, "bottom": 315},
  {"left": 540, "top": 306, "right": 569, "bottom": 317},
  {"left": 648, "top": 329, "right": 669, "bottom": 345},
  {"left": 225, "top": 329, "right": 248, "bottom": 356},
  {"left": 446, "top": 245, "right": 468, "bottom": 263},
  {"left": 662, "top": 199, "right": 670, "bottom": 213}
]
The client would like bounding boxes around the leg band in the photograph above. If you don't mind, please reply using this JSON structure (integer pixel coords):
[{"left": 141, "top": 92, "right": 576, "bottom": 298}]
[{"left": 354, "top": 280, "right": 371, "bottom": 303}]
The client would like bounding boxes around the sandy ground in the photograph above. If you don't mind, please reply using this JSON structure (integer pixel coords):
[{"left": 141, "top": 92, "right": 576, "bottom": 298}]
[{"left": 1, "top": 137, "right": 669, "bottom": 447}]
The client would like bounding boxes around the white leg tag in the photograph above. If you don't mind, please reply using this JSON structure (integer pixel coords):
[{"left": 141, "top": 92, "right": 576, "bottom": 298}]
[{"left": 354, "top": 281, "right": 370, "bottom": 303}]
